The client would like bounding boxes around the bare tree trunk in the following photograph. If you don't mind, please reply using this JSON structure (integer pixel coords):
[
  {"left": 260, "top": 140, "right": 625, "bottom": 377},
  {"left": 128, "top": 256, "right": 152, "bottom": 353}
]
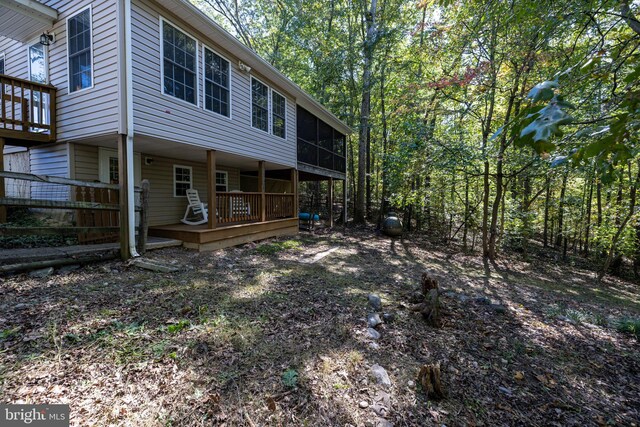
[
  {"left": 584, "top": 174, "right": 594, "bottom": 256},
  {"left": 555, "top": 171, "right": 568, "bottom": 248},
  {"left": 599, "top": 162, "right": 640, "bottom": 281},
  {"left": 543, "top": 176, "right": 551, "bottom": 247},
  {"left": 355, "top": 0, "right": 377, "bottom": 224}
]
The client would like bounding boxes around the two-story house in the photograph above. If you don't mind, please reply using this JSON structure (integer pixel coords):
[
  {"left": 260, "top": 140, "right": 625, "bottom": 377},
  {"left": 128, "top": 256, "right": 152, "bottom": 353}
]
[{"left": 0, "top": 0, "right": 350, "bottom": 255}]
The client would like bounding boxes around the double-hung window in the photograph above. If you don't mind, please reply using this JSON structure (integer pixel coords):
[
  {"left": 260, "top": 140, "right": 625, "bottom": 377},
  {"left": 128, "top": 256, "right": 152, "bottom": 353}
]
[
  {"left": 216, "top": 171, "right": 228, "bottom": 192},
  {"left": 271, "top": 91, "right": 286, "bottom": 138},
  {"left": 162, "top": 20, "right": 197, "bottom": 104},
  {"left": 251, "top": 77, "right": 269, "bottom": 132},
  {"left": 174, "top": 165, "right": 192, "bottom": 197},
  {"left": 204, "top": 47, "right": 230, "bottom": 117},
  {"left": 67, "top": 8, "right": 93, "bottom": 92}
]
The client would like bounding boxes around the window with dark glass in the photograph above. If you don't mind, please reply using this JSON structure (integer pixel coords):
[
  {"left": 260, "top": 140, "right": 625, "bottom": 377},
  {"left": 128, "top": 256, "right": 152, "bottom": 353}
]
[
  {"left": 0, "top": 53, "right": 5, "bottom": 75},
  {"left": 162, "top": 21, "right": 196, "bottom": 104},
  {"left": 68, "top": 8, "right": 92, "bottom": 92},
  {"left": 216, "top": 171, "right": 228, "bottom": 192},
  {"left": 204, "top": 48, "right": 230, "bottom": 116},
  {"left": 272, "top": 91, "right": 286, "bottom": 138},
  {"left": 251, "top": 78, "right": 269, "bottom": 132},
  {"left": 174, "top": 165, "right": 192, "bottom": 196}
]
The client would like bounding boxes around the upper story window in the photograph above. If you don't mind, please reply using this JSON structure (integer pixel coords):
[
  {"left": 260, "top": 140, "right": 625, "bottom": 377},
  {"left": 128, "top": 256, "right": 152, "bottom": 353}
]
[
  {"left": 0, "top": 53, "right": 5, "bottom": 75},
  {"left": 204, "top": 47, "right": 230, "bottom": 117},
  {"left": 251, "top": 77, "right": 269, "bottom": 132},
  {"left": 271, "top": 90, "right": 286, "bottom": 139},
  {"left": 162, "top": 20, "right": 197, "bottom": 104},
  {"left": 67, "top": 7, "right": 93, "bottom": 92}
]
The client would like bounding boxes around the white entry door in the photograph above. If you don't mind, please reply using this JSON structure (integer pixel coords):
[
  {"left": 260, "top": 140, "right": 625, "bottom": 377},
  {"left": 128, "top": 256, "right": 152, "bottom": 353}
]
[{"left": 98, "top": 148, "right": 141, "bottom": 185}]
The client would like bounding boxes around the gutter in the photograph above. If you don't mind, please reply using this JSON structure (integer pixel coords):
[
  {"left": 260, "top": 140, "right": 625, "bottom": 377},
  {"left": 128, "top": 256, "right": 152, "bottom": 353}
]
[{"left": 119, "top": 0, "right": 139, "bottom": 258}]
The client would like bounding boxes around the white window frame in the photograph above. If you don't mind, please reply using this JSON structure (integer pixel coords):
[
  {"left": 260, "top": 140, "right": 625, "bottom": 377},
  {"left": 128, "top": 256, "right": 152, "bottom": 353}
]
[
  {"left": 66, "top": 5, "right": 94, "bottom": 94},
  {"left": 250, "top": 76, "right": 270, "bottom": 134},
  {"left": 27, "top": 39, "right": 48, "bottom": 83},
  {"left": 202, "top": 44, "right": 232, "bottom": 120},
  {"left": 0, "top": 52, "right": 5, "bottom": 75},
  {"left": 173, "top": 165, "right": 193, "bottom": 197},
  {"left": 159, "top": 16, "right": 199, "bottom": 107},
  {"left": 215, "top": 170, "right": 228, "bottom": 192},
  {"left": 271, "top": 88, "right": 287, "bottom": 139}
]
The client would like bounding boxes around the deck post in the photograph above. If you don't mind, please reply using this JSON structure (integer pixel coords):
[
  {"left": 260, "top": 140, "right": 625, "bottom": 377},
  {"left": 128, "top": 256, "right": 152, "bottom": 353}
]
[
  {"left": 0, "top": 138, "right": 5, "bottom": 223},
  {"left": 259, "top": 160, "right": 266, "bottom": 222},
  {"left": 343, "top": 179, "right": 347, "bottom": 225},
  {"left": 117, "top": 134, "right": 131, "bottom": 259},
  {"left": 328, "top": 177, "right": 334, "bottom": 228},
  {"left": 290, "top": 168, "right": 298, "bottom": 218},
  {"left": 207, "top": 150, "right": 217, "bottom": 229}
]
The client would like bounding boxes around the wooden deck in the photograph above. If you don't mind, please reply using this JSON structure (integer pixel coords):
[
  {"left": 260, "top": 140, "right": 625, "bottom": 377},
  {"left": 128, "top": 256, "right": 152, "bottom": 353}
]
[
  {"left": 149, "top": 218, "right": 299, "bottom": 251},
  {"left": 1, "top": 74, "right": 57, "bottom": 146}
]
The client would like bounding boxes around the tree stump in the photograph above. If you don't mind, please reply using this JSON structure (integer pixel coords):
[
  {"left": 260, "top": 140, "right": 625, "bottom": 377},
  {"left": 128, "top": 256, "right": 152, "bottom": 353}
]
[
  {"left": 421, "top": 289, "right": 441, "bottom": 326},
  {"left": 421, "top": 272, "right": 438, "bottom": 295},
  {"left": 419, "top": 273, "right": 441, "bottom": 327},
  {"left": 417, "top": 363, "right": 445, "bottom": 400}
]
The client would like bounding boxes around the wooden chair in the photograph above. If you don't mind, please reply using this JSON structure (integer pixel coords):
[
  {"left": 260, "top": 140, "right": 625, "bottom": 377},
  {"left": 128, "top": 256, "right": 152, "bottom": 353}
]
[{"left": 181, "top": 189, "right": 208, "bottom": 225}]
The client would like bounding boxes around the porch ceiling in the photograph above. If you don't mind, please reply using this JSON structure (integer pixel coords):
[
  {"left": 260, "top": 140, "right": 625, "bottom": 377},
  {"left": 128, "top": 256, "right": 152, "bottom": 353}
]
[
  {"left": 0, "top": 0, "right": 58, "bottom": 43},
  {"left": 132, "top": 135, "right": 291, "bottom": 171}
]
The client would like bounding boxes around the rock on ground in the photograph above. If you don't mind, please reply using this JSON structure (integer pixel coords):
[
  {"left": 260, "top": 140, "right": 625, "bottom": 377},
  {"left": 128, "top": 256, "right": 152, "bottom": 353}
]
[
  {"left": 367, "top": 313, "right": 382, "bottom": 328},
  {"left": 368, "top": 293, "right": 382, "bottom": 311},
  {"left": 371, "top": 364, "right": 391, "bottom": 387}
]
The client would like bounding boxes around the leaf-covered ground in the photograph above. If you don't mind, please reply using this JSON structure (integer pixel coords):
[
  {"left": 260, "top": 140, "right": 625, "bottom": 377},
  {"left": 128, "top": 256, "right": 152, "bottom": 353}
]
[{"left": 1, "top": 229, "right": 639, "bottom": 426}]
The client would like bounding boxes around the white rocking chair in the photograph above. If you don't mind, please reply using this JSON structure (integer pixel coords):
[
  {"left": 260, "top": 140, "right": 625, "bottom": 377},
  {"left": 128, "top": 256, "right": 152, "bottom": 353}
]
[{"left": 181, "top": 189, "right": 208, "bottom": 225}]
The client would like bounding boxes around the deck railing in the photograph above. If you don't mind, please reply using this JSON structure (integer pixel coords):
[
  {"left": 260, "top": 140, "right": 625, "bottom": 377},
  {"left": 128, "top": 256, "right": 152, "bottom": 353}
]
[
  {"left": 266, "top": 193, "right": 295, "bottom": 220},
  {"left": 216, "top": 192, "right": 262, "bottom": 224},
  {"left": 215, "top": 192, "right": 295, "bottom": 225},
  {"left": 0, "top": 74, "right": 57, "bottom": 142}
]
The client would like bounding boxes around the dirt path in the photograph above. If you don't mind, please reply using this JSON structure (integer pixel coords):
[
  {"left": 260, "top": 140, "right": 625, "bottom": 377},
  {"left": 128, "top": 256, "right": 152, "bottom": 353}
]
[{"left": 1, "top": 229, "right": 638, "bottom": 426}]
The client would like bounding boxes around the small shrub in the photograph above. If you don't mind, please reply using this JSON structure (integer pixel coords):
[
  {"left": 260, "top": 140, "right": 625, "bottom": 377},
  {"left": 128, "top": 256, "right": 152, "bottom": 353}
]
[
  {"left": 281, "top": 369, "right": 299, "bottom": 388},
  {"left": 616, "top": 318, "right": 640, "bottom": 337}
]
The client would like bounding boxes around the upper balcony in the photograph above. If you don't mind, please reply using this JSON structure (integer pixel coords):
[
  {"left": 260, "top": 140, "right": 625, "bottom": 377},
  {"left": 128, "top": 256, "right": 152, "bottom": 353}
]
[{"left": 0, "top": 74, "right": 57, "bottom": 146}]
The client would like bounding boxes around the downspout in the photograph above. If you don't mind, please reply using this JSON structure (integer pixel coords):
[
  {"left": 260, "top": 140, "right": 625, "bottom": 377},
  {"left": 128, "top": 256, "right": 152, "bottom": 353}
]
[{"left": 120, "top": 0, "right": 140, "bottom": 257}]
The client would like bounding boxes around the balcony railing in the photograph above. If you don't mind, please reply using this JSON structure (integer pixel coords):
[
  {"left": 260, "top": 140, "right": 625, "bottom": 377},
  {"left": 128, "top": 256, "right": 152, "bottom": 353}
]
[{"left": 0, "top": 74, "right": 57, "bottom": 144}]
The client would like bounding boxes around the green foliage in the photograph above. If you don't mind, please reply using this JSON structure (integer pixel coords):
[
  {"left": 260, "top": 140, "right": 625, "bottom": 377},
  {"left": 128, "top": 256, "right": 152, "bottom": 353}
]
[
  {"left": 281, "top": 369, "right": 299, "bottom": 388},
  {"left": 166, "top": 320, "right": 190, "bottom": 334},
  {"left": 255, "top": 240, "right": 301, "bottom": 255},
  {"left": 616, "top": 318, "right": 640, "bottom": 337}
]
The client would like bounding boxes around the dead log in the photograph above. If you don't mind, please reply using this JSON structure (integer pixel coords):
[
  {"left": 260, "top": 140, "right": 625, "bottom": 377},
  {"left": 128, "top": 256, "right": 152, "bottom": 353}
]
[{"left": 417, "top": 363, "right": 445, "bottom": 400}]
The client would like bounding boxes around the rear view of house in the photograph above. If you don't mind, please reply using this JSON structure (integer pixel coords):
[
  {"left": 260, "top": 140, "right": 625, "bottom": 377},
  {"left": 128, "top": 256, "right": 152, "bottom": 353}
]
[{"left": 0, "top": 0, "right": 350, "bottom": 255}]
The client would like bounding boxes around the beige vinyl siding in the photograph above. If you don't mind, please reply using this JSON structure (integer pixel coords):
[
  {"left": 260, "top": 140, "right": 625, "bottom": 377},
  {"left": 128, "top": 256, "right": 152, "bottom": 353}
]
[
  {"left": 141, "top": 154, "right": 240, "bottom": 226},
  {"left": 73, "top": 144, "right": 100, "bottom": 181},
  {"left": 0, "top": 0, "right": 120, "bottom": 142},
  {"left": 240, "top": 176, "right": 292, "bottom": 193},
  {"left": 131, "top": 0, "right": 297, "bottom": 168}
]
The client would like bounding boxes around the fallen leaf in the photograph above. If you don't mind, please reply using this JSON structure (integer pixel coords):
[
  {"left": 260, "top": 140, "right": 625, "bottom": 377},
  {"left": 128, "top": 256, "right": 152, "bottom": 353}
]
[
  {"left": 266, "top": 396, "right": 276, "bottom": 412},
  {"left": 514, "top": 371, "right": 524, "bottom": 380}
]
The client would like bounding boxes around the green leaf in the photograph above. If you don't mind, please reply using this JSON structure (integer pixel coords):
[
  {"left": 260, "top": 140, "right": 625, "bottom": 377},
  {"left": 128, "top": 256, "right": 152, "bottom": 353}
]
[
  {"left": 527, "top": 81, "right": 558, "bottom": 102},
  {"left": 520, "top": 103, "right": 573, "bottom": 142}
]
